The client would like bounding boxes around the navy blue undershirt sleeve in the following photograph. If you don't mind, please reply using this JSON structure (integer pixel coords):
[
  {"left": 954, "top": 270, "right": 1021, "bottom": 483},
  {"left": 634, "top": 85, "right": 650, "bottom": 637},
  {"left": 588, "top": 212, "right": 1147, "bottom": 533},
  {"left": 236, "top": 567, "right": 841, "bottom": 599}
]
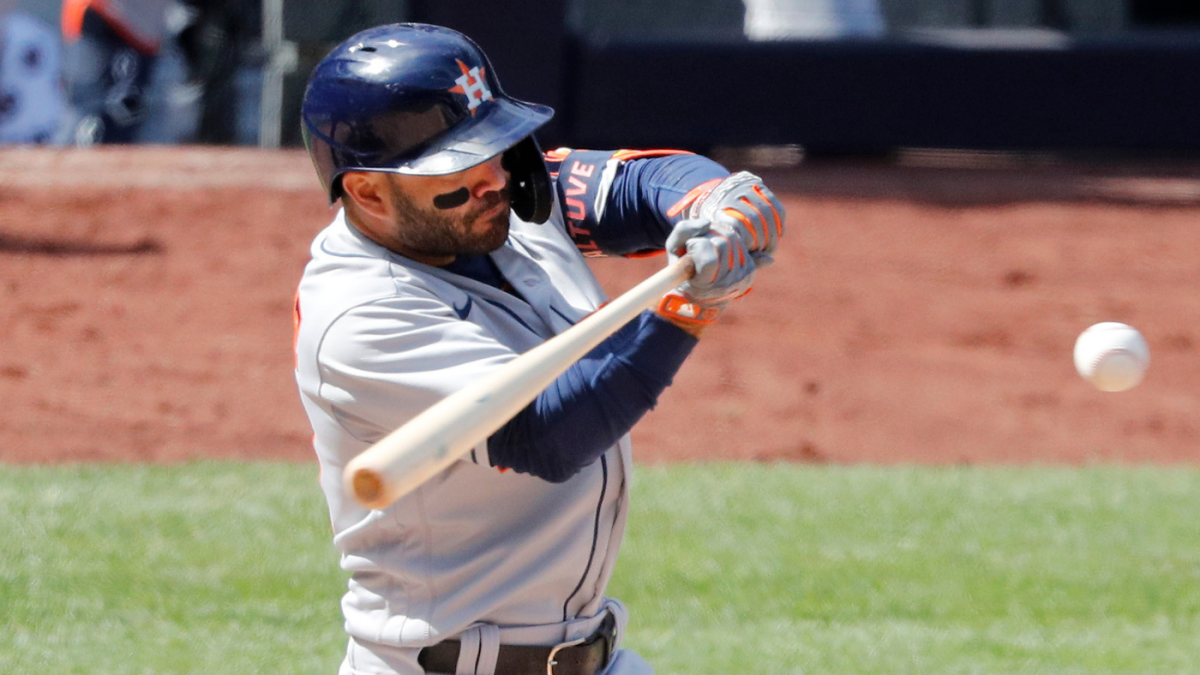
[
  {"left": 547, "top": 151, "right": 729, "bottom": 257},
  {"left": 441, "top": 253, "right": 697, "bottom": 483},
  {"left": 487, "top": 310, "right": 696, "bottom": 483}
]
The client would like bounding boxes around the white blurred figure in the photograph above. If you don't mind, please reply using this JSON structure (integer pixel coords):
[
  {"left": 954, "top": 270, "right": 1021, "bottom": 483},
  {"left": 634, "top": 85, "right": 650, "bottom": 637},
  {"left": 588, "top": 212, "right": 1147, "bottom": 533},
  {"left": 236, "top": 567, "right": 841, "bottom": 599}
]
[
  {"left": 743, "top": 0, "right": 887, "bottom": 40},
  {"left": 0, "top": 0, "right": 67, "bottom": 144}
]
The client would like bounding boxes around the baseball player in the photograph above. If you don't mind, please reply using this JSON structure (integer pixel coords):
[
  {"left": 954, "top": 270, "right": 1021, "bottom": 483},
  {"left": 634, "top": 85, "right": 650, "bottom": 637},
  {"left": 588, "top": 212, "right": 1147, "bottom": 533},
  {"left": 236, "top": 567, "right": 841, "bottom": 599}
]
[{"left": 294, "top": 23, "right": 786, "bottom": 675}]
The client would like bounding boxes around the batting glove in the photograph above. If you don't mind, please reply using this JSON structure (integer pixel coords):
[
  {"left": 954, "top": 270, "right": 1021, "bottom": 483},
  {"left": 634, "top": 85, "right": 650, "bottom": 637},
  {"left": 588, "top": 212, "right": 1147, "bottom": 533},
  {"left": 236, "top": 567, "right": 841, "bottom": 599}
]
[
  {"left": 658, "top": 218, "right": 755, "bottom": 327},
  {"left": 676, "top": 172, "right": 786, "bottom": 266}
]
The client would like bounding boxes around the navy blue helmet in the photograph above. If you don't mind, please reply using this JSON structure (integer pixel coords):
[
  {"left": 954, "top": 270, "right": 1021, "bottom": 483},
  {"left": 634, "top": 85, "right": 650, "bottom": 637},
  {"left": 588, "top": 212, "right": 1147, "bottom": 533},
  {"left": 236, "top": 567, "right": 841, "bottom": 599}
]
[{"left": 301, "top": 23, "right": 554, "bottom": 223}]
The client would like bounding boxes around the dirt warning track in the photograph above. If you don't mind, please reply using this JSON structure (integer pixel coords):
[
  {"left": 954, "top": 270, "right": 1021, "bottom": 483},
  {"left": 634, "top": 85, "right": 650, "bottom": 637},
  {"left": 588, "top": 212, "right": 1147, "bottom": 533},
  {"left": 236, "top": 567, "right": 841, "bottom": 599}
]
[{"left": 2, "top": 147, "right": 1198, "bottom": 464}]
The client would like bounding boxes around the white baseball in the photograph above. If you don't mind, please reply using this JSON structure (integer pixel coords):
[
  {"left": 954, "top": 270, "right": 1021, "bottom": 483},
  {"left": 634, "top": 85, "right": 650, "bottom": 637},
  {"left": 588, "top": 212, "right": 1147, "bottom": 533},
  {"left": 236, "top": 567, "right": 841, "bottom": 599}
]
[{"left": 1073, "top": 322, "right": 1150, "bottom": 392}]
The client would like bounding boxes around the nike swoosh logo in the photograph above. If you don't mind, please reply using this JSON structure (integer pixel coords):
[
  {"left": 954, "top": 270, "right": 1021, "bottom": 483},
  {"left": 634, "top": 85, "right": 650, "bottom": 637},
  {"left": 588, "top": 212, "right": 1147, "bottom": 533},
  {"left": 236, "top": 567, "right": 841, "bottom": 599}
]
[{"left": 453, "top": 296, "right": 472, "bottom": 320}]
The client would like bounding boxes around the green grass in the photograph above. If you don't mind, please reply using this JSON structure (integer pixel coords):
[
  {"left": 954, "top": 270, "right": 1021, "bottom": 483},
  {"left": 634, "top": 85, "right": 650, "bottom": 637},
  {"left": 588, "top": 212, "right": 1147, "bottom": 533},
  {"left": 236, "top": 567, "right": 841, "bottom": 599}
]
[
  {"left": 3, "top": 463, "right": 1200, "bottom": 674},
  {"left": 0, "top": 463, "right": 344, "bottom": 675},
  {"left": 617, "top": 465, "right": 1200, "bottom": 674}
]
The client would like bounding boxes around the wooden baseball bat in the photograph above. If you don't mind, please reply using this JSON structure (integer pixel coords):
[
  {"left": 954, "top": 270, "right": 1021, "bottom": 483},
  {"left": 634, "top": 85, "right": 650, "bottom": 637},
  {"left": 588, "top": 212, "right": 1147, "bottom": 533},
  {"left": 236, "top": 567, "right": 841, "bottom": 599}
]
[{"left": 344, "top": 256, "right": 695, "bottom": 509}]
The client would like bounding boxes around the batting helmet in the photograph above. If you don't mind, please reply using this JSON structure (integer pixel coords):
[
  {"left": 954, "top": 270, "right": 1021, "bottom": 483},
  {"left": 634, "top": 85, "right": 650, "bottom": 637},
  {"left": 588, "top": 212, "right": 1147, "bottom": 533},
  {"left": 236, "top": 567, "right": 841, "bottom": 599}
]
[{"left": 301, "top": 23, "right": 555, "bottom": 223}]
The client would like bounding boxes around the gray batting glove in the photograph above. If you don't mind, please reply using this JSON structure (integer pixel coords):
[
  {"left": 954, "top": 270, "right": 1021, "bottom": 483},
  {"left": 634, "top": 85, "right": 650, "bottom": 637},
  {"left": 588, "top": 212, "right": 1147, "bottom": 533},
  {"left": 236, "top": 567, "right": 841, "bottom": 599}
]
[
  {"left": 665, "top": 218, "right": 756, "bottom": 305},
  {"left": 694, "top": 172, "right": 786, "bottom": 257}
]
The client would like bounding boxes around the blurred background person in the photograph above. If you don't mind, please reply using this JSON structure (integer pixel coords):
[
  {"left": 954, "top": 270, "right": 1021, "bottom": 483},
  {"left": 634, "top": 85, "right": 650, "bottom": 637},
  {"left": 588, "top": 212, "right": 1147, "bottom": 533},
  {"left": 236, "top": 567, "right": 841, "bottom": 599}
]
[
  {"left": 0, "top": 0, "right": 66, "bottom": 143},
  {"left": 58, "top": 0, "right": 261, "bottom": 146},
  {"left": 60, "top": 0, "right": 170, "bottom": 144},
  {"left": 174, "top": 0, "right": 260, "bottom": 144}
]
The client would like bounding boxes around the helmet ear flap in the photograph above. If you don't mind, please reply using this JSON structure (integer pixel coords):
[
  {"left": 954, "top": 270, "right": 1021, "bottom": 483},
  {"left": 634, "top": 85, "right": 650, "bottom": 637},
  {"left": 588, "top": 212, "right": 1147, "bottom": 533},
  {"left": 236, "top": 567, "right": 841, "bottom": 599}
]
[{"left": 502, "top": 137, "right": 552, "bottom": 224}]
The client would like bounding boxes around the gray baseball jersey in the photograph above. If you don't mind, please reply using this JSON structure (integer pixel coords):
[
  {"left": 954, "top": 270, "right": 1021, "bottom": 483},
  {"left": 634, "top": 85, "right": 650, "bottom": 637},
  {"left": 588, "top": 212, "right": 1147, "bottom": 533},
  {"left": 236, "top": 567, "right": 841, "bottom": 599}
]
[{"left": 294, "top": 200, "right": 643, "bottom": 675}]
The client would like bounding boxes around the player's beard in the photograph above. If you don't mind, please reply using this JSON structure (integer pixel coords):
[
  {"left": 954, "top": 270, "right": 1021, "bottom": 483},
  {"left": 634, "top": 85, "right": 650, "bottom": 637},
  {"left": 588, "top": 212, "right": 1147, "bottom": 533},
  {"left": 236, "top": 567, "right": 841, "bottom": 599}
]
[{"left": 388, "top": 181, "right": 512, "bottom": 258}]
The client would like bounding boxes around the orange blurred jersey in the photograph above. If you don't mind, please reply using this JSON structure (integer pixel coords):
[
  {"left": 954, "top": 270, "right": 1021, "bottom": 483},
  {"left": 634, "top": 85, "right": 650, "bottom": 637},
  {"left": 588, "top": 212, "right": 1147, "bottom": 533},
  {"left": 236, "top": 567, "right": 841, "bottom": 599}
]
[{"left": 62, "top": 0, "right": 168, "bottom": 54}]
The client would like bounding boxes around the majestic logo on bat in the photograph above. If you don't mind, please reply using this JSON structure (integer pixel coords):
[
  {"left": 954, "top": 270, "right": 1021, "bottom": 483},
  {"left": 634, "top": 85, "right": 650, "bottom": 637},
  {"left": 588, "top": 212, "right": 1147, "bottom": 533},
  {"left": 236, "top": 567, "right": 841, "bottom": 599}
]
[{"left": 449, "top": 60, "right": 493, "bottom": 114}]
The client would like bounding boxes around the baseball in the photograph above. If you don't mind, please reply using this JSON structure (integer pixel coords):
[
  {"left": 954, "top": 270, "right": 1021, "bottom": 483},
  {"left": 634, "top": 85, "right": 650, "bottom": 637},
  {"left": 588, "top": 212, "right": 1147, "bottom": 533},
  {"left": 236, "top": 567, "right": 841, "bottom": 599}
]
[{"left": 1073, "top": 322, "right": 1150, "bottom": 392}]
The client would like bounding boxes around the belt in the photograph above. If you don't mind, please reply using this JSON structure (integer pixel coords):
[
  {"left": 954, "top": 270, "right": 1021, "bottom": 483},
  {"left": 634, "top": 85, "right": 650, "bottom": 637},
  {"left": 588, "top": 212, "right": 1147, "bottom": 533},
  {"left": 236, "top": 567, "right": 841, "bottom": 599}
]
[{"left": 418, "top": 614, "right": 616, "bottom": 675}]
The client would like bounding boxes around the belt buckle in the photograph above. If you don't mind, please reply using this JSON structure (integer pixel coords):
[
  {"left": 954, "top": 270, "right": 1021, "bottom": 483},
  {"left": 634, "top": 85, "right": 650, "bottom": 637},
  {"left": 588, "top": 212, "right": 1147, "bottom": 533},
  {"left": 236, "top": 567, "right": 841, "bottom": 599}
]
[{"left": 547, "top": 613, "right": 617, "bottom": 675}]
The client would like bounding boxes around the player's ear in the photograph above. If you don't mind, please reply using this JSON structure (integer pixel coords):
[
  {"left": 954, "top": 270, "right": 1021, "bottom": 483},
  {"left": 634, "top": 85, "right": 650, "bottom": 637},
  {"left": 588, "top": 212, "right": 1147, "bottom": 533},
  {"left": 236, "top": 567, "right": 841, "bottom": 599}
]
[{"left": 341, "top": 172, "right": 391, "bottom": 221}]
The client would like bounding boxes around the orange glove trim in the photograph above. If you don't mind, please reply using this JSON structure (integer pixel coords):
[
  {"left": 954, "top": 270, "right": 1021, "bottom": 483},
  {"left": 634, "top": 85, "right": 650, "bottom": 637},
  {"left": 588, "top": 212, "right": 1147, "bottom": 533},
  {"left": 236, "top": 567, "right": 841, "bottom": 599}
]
[
  {"left": 666, "top": 178, "right": 723, "bottom": 219},
  {"left": 657, "top": 293, "right": 723, "bottom": 327},
  {"left": 752, "top": 185, "right": 783, "bottom": 239}
]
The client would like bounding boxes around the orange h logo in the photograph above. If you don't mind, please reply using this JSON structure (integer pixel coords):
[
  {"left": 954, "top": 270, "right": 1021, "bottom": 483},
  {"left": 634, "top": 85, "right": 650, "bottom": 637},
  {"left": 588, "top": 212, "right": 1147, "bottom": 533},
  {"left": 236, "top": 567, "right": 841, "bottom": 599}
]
[{"left": 449, "top": 60, "right": 493, "bottom": 114}]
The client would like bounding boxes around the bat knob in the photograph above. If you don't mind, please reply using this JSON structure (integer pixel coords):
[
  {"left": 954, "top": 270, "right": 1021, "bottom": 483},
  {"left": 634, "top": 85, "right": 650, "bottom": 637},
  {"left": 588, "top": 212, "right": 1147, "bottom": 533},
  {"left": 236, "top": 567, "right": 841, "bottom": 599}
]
[{"left": 351, "top": 469, "right": 385, "bottom": 507}]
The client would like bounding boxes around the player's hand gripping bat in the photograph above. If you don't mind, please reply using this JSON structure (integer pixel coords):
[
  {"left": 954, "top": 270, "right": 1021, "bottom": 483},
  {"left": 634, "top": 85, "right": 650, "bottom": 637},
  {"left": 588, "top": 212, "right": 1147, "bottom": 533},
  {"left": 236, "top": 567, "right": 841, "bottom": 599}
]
[{"left": 344, "top": 256, "right": 695, "bottom": 509}]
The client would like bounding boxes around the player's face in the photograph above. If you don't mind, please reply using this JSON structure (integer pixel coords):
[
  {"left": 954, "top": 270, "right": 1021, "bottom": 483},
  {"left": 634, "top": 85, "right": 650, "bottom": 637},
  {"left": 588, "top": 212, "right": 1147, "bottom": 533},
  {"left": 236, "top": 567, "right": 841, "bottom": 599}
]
[{"left": 385, "top": 155, "right": 512, "bottom": 260}]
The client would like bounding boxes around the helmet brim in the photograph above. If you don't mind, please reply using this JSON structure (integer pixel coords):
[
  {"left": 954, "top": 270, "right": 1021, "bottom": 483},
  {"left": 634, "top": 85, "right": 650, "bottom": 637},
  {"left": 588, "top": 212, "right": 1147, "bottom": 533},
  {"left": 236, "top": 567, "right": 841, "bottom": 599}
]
[{"left": 389, "top": 98, "right": 554, "bottom": 176}]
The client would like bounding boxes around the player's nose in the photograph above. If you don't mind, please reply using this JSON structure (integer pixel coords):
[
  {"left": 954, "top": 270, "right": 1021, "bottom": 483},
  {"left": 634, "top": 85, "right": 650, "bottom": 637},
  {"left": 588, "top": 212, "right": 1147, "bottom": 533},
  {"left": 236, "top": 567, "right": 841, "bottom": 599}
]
[{"left": 468, "top": 155, "right": 509, "bottom": 199}]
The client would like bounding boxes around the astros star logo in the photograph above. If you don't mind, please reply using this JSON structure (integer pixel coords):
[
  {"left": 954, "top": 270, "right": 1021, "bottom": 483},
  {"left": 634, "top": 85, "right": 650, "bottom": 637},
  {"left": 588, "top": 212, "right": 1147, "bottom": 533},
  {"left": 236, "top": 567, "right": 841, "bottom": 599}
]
[{"left": 448, "top": 59, "right": 493, "bottom": 114}]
